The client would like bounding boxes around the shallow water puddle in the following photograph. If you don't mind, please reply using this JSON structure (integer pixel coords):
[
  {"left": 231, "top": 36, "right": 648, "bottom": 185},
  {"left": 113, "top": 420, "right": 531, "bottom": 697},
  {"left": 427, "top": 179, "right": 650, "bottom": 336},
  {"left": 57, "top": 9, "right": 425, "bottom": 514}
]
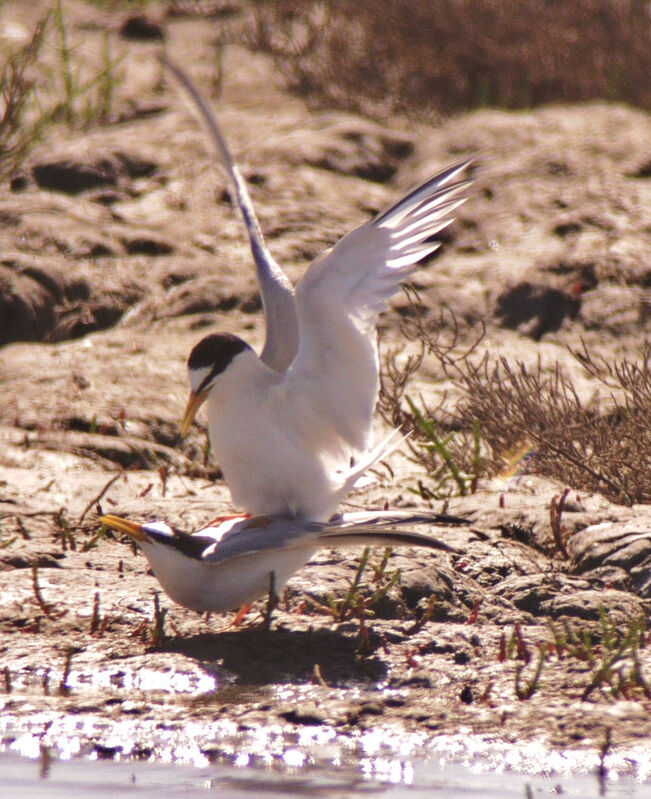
[
  {"left": 5, "top": 664, "right": 219, "bottom": 697},
  {"left": 0, "top": 748, "right": 649, "bottom": 799},
  {"left": 2, "top": 665, "right": 650, "bottom": 788},
  {"left": 2, "top": 704, "right": 650, "bottom": 790}
]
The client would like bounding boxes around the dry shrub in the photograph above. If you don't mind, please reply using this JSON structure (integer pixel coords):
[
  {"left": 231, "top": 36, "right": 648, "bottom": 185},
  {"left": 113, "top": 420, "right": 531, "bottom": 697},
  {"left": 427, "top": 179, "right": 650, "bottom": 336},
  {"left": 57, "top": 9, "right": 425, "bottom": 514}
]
[
  {"left": 380, "top": 312, "right": 650, "bottom": 506},
  {"left": 0, "top": 14, "right": 51, "bottom": 183},
  {"left": 379, "top": 308, "right": 487, "bottom": 498},
  {"left": 244, "top": 0, "right": 651, "bottom": 116},
  {"left": 453, "top": 345, "right": 650, "bottom": 506}
]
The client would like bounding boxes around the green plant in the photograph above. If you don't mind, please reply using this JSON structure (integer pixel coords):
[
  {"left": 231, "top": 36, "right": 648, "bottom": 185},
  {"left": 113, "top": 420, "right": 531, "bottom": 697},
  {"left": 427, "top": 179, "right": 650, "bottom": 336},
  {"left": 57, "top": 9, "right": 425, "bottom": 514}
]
[
  {"left": 0, "top": 534, "right": 16, "bottom": 548},
  {"left": 82, "top": 523, "right": 107, "bottom": 552},
  {"left": 548, "top": 609, "right": 650, "bottom": 701},
  {"left": 0, "top": 1, "right": 127, "bottom": 182},
  {"left": 262, "top": 570, "right": 279, "bottom": 630},
  {"left": 405, "top": 395, "right": 480, "bottom": 498},
  {"left": 306, "top": 546, "right": 401, "bottom": 648},
  {"left": 0, "top": 13, "right": 52, "bottom": 182},
  {"left": 325, "top": 546, "right": 399, "bottom": 622},
  {"left": 549, "top": 488, "right": 571, "bottom": 559},
  {"left": 53, "top": 0, "right": 74, "bottom": 126},
  {"left": 0, "top": 515, "right": 17, "bottom": 549},
  {"left": 52, "top": 0, "right": 124, "bottom": 127},
  {"left": 500, "top": 623, "right": 550, "bottom": 700},
  {"left": 514, "top": 643, "right": 549, "bottom": 701},
  {"left": 53, "top": 509, "right": 76, "bottom": 551},
  {"left": 499, "top": 609, "right": 650, "bottom": 703},
  {"left": 151, "top": 592, "right": 168, "bottom": 645},
  {"left": 407, "top": 593, "right": 439, "bottom": 633},
  {"left": 379, "top": 304, "right": 487, "bottom": 500}
]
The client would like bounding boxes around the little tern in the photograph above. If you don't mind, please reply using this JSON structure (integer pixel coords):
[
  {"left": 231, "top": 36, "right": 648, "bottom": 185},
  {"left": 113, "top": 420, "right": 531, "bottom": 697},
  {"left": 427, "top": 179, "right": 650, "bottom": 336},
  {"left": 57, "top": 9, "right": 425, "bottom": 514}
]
[
  {"left": 166, "top": 57, "right": 472, "bottom": 520},
  {"left": 100, "top": 510, "right": 466, "bottom": 614}
]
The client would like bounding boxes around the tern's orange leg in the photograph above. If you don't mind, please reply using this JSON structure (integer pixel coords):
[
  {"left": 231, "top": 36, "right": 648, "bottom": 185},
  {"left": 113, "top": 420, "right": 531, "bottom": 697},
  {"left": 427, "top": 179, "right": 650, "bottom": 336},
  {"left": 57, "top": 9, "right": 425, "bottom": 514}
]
[
  {"left": 230, "top": 604, "right": 252, "bottom": 627},
  {"left": 205, "top": 604, "right": 253, "bottom": 634}
]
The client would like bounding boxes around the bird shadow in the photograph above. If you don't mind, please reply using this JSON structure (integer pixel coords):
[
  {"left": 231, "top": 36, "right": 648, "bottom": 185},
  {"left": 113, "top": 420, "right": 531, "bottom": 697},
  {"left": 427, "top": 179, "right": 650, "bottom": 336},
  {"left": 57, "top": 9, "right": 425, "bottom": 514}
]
[{"left": 152, "top": 624, "right": 387, "bottom": 687}]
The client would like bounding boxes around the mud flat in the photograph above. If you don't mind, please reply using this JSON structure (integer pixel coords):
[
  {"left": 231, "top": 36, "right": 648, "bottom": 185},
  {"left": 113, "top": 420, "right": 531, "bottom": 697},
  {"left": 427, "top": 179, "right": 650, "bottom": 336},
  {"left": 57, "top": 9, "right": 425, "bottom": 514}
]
[{"left": 0, "top": 0, "right": 649, "bottom": 786}]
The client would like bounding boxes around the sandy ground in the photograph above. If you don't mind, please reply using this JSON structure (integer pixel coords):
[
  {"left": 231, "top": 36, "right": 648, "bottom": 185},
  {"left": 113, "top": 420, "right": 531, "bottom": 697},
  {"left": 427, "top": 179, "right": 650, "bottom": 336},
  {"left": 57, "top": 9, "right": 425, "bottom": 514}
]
[{"left": 0, "top": 0, "right": 650, "bottom": 780}]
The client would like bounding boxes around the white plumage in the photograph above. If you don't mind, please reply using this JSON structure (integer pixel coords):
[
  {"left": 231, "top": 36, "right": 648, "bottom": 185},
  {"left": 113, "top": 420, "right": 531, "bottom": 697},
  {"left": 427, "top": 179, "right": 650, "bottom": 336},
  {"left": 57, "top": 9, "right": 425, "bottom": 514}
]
[
  {"left": 168, "top": 57, "right": 472, "bottom": 520},
  {"left": 100, "top": 510, "right": 464, "bottom": 613}
]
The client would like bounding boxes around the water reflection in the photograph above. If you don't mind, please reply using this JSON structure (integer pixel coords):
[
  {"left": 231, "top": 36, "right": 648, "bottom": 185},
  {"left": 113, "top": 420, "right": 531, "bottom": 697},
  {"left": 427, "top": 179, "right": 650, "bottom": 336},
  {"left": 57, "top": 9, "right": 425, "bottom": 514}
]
[{"left": 0, "top": 750, "right": 648, "bottom": 799}]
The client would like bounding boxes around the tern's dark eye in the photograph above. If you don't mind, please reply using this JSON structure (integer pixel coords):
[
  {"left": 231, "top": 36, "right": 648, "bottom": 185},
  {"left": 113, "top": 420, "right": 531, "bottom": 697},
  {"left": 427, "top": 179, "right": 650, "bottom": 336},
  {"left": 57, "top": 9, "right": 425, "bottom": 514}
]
[
  {"left": 146, "top": 528, "right": 215, "bottom": 560},
  {"left": 187, "top": 333, "right": 250, "bottom": 376}
]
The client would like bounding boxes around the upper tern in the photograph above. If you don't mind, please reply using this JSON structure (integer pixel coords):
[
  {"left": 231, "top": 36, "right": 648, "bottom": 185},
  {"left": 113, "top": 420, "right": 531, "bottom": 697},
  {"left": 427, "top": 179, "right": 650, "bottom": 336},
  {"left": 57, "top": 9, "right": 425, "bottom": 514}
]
[
  {"left": 100, "top": 510, "right": 465, "bottom": 614},
  {"left": 166, "top": 57, "right": 472, "bottom": 520}
]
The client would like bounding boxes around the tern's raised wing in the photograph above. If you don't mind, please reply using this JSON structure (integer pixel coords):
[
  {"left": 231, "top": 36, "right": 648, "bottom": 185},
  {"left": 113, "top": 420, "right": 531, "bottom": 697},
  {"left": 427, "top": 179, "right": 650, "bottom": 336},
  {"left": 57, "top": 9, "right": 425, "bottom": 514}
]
[
  {"left": 288, "top": 162, "right": 471, "bottom": 453},
  {"left": 162, "top": 55, "right": 299, "bottom": 372}
]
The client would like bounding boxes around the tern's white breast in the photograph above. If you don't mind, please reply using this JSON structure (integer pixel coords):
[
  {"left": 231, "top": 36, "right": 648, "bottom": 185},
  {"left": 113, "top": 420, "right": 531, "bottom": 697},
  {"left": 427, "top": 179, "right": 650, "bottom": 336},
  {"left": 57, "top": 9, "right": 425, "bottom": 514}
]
[
  {"left": 205, "top": 350, "right": 351, "bottom": 520},
  {"left": 141, "top": 540, "right": 316, "bottom": 613}
]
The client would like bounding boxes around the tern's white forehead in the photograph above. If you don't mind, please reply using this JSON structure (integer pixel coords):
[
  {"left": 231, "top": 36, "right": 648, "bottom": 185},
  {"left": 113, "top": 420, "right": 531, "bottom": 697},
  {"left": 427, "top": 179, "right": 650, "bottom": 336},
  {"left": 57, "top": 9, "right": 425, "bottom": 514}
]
[
  {"left": 187, "top": 363, "right": 213, "bottom": 394},
  {"left": 141, "top": 521, "right": 174, "bottom": 537}
]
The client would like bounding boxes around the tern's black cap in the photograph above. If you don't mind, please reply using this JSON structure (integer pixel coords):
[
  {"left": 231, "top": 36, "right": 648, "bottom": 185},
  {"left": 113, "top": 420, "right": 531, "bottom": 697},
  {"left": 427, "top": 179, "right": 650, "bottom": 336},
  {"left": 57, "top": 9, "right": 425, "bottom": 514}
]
[{"left": 188, "top": 333, "right": 251, "bottom": 384}]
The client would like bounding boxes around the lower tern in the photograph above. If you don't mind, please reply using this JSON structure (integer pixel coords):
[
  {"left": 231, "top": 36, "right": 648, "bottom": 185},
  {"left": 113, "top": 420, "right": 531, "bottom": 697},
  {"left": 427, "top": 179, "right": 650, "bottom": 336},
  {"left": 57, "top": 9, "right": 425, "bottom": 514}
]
[
  {"left": 166, "top": 57, "right": 472, "bottom": 520},
  {"left": 100, "top": 511, "right": 466, "bottom": 614}
]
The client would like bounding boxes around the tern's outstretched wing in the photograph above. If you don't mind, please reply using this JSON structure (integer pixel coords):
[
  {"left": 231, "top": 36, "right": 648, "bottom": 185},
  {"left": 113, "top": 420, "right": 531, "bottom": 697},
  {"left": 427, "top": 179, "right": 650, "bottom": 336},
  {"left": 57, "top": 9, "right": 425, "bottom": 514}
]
[
  {"left": 288, "top": 162, "right": 471, "bottom": 453},
  {"left": 202, "top": 509, "right": 468, "bottom": 564},
  {"left": 161, "top": 55, "right": 299, "bottom": 372}
]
